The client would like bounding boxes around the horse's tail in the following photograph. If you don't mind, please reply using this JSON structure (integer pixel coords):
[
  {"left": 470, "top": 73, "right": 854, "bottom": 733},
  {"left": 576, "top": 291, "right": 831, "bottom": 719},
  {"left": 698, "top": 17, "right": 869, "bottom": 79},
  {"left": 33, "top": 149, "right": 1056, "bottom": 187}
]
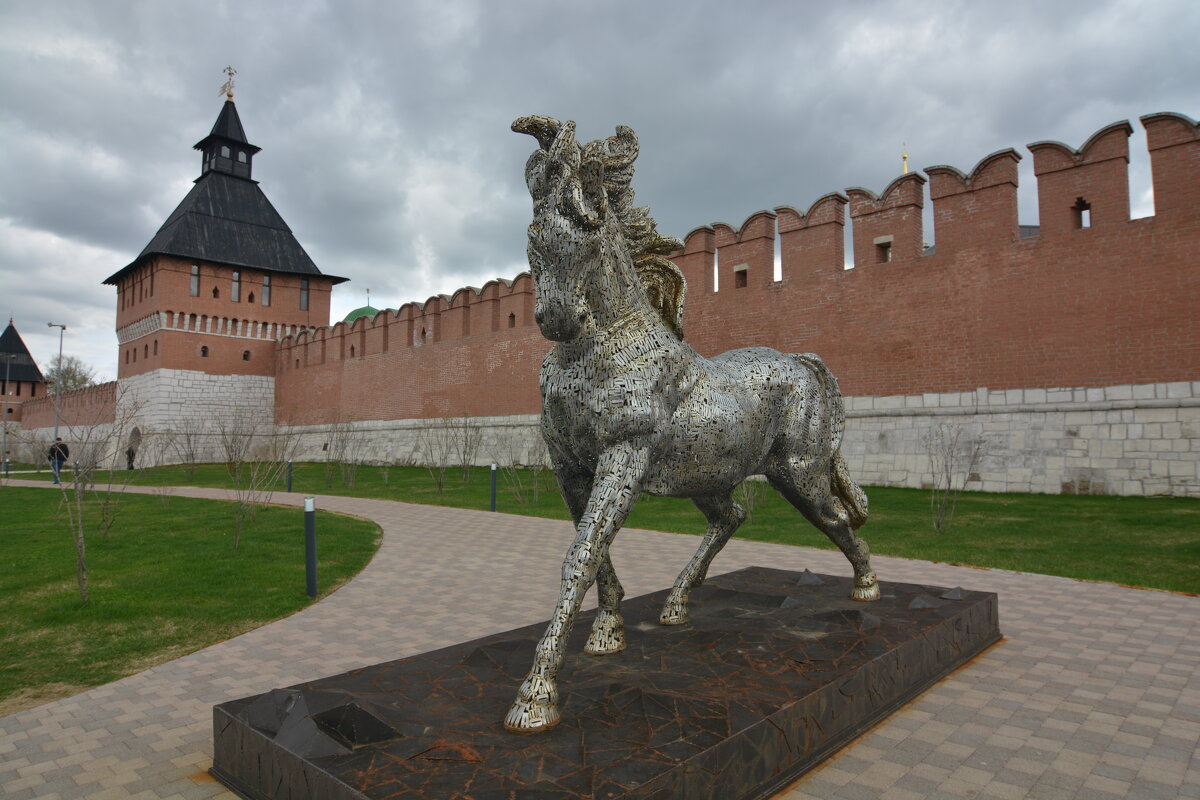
[
  {"left": 832, "top": 451, "right": 869, "bottom": 529},
  {"left": 791, "top": 353, "right": 868, "bottom": 529}
]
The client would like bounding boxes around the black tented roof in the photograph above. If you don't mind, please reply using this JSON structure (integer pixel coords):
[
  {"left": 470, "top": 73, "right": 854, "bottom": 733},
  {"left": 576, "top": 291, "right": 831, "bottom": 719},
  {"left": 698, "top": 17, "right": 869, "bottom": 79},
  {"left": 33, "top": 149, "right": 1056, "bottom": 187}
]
[
  {"left": 104, "top": 99, "right": 346, "bottom": 286},
  {"left": 0, "top": 321, "right": 45, "bottom": 384}
]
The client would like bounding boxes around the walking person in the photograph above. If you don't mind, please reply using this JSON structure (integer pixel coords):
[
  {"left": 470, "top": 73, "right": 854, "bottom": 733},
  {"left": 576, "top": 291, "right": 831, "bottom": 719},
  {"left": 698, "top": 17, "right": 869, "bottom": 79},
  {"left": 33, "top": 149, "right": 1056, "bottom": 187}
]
[{"left": 48, "top": 437, "right": 69, "bottom": 485}]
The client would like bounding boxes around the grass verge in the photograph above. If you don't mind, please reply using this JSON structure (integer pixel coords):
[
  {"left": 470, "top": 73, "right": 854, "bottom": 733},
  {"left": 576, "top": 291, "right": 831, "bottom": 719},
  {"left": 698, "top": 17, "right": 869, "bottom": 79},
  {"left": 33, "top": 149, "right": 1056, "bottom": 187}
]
[
  {"left": 42, "top": 462, "right": 1200, "bottom": 595},
  {"left": 0, "top": 487, "right": 380, "bottom": 715}
]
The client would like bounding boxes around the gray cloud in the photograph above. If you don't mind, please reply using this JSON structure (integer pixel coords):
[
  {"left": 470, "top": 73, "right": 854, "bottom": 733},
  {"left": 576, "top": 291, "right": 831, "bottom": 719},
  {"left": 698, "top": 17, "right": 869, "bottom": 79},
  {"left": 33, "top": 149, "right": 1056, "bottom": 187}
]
[{"left": 2, "top": 0, "right": 1196, "bottom": 377}]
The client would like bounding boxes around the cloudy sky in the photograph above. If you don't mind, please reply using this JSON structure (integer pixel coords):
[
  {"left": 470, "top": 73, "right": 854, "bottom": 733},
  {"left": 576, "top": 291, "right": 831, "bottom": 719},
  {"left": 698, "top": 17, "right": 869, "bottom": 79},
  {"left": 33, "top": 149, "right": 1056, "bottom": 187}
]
[{"left": 1, "top": 0, "right": 1195, "bottom": 380}]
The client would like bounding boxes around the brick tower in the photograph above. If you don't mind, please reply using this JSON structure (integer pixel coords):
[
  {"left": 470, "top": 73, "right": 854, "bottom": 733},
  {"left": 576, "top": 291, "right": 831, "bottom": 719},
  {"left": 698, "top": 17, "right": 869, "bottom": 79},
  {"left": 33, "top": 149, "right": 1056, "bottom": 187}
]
[{"left": 102, "top": 88, "right": 347, "bottom": 441}]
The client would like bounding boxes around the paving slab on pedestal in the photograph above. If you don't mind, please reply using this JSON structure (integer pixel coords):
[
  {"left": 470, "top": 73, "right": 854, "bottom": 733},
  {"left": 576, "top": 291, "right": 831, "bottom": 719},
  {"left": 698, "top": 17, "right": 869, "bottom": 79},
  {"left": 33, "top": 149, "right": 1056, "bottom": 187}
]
[{"left": 212, "top": 566, "right": 1000, "bottom": 800}]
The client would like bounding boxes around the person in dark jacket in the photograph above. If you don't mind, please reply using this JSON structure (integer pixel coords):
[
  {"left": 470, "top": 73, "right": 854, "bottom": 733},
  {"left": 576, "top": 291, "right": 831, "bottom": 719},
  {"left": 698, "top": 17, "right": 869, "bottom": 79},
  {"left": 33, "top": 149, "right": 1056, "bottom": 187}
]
[{"left": 48, "top": 438, "right": 69, "bottom": 485}]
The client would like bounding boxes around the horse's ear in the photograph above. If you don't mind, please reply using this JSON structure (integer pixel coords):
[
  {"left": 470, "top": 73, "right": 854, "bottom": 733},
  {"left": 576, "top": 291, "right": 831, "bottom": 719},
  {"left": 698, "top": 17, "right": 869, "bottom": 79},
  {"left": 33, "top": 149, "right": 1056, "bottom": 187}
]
[
  {"left": 512, "top": 115, "right": 562, "bottom": 151},
  {"left": 577, "top": 156, "right": 607, "bottom": 225}
]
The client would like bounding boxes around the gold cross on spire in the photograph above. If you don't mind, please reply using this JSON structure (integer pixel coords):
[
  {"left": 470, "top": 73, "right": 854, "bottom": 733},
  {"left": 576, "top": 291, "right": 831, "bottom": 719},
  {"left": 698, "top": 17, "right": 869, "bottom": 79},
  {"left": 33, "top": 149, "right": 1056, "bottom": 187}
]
[
  {"left": 902, "top": 141, "right": 909, "bottom": 175},
  {"left": 220, "top": 65, "right": 237, "bottom": 100}
]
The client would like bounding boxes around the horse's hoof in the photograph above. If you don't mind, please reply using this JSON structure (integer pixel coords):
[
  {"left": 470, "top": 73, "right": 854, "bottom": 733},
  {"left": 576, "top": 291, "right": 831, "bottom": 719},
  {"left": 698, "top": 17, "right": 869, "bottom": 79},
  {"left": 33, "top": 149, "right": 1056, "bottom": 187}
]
[
  {"left": 504, "top": 677, "right": 560, "bottom": 734},
  {"left": 850, "top": 574, "right": 880, "bottom": 602},
  {"left": 659, "top": 598, "right": 690, "bottom": 626},
  {"left": 504, "top": 700, "right": 560, "bottom": 733},
  {"left": 584, "top": 611, "right": 626, "bottom": 655}
]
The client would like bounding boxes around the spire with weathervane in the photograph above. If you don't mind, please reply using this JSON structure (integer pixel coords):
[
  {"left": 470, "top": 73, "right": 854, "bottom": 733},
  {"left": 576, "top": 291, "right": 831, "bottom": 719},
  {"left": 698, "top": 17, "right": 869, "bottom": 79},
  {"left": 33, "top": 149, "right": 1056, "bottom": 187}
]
[{"left": 193, "top": 66, "right": 261, "bottom": 180}]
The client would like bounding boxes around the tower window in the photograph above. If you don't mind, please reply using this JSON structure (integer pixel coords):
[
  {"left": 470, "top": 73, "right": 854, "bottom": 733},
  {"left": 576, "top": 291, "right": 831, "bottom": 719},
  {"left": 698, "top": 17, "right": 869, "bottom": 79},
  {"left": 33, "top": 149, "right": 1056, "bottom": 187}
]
[
  {"left": 221, "top": 145, "right": 230, "bottom": 158},
  {"left": 200, "top": 346, "right": 209, "bottom": 357},
  {"left": 242, "top": 350, "right": 250, "bottom": 361},
  {"left": 212, "top": 287, "right": 220, "bottom": 299},
  {"left": 349, "top": 345, "right": 356, "bottom": 358},
  {"left": 190, "top": 265, "right": 200, "bottom": 296},
  {"left": 132, "top": 349, "right": 137, "bottom": 362},
  {"left": 231, "top": 271, "right": 241, "bottom": 302},
  {"left": 508, "top": 313, "right": 516, "bottom": 328},
  {"left": 262, "top": 275, "right": 271, "bottom": 306},
  {"left": 300, "top": 279, "right": 310, "bottom": 310},
  {"left": 237, "top": 151, "right": 247, "bottom": 163},
  {"left": 1072, "top": 197, "right": 1092, "bottom": 229},
  {"left": 143, "top": 344, "right": 148, "bottom": 358},
  {"left": 734, "top": 266, "right": 748, "bottom": 288},
  {"left": 247, "top": 291, "right": 255, "bottom": 304},
  {"left": 874, "top": 234, "right": 894, "bottom": 263},
  {"left": 153, "top": 339, "right": 158, "bottom": 356}
]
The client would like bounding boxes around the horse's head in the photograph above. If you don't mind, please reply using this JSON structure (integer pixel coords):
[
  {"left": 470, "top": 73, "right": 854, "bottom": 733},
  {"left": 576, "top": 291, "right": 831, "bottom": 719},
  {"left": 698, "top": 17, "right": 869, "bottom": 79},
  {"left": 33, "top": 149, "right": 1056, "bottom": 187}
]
[
  {"left": 513, "top": 116, "right": 686, "bottom": 342},
  {"left": 511, "top": 116, "right": 610, "bottom": 341}
]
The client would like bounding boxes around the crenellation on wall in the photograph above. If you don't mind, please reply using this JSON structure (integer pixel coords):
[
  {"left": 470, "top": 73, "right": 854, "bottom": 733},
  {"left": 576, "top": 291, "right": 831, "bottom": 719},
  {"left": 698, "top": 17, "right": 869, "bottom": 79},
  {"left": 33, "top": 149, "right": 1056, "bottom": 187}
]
[
  {"left": 925, "top": 149, "right": 1021, "bottom": 251},
  {"left": 846, "top": 172, "right": 927, "bottom": 266},
  {"left": 775, "top": 193, "right": 847, "bottom": 285},
  {"left": 1141, "top": 111, "right": 1200, "bottom": 217},
  {"left": 1028, "top": 120, "right": 1134, "bottom": 234}
]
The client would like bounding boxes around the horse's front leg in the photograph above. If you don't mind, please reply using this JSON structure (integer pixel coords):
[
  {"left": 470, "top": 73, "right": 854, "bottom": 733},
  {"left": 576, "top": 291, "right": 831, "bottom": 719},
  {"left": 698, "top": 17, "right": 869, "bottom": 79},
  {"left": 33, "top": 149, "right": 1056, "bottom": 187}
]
[
  {"left": 549, "top": 455, "right": 626, "bottom": 656},
  {"left": 504, "top": 441, "right": 648, "bottom": 733}
]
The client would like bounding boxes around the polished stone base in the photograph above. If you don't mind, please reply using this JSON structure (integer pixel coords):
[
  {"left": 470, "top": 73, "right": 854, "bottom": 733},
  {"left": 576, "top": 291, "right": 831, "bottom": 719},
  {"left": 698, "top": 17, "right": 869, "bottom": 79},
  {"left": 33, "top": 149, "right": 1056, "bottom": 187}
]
[{"left": 212, "top": 567, "right": 1000, "bottom": 799}]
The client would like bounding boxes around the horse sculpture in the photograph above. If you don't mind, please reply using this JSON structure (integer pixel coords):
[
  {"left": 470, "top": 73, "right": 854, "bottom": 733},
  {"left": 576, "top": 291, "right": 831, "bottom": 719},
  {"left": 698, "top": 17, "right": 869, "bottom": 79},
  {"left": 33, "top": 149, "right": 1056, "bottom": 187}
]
[{"left": 504, "top": 116, "right": 878, "bottom": 734}]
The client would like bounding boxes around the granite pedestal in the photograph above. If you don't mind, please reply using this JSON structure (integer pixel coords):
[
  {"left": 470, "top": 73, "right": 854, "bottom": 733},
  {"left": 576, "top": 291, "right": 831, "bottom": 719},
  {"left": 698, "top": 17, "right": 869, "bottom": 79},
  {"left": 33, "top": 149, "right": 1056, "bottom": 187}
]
[{"left": 212, "top": 567, "right": 1000, "bottom": 799}]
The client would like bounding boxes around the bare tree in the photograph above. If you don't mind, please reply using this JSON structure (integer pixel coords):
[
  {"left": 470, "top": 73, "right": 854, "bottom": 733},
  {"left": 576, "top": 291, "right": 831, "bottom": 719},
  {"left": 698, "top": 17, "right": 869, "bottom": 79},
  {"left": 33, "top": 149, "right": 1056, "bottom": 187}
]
[
  {"left": 55, "top": 424, "right": 111, "bottom": 605},
  {"left": 217, "top": 416, "right": 299, "bottom": 549},
  {"left": 734, "top": 476, "right": 770, "bottom": 524},
  {"left": 416, "top": 419, "right": 456, "bottom": 492},
  {"left": 323, "top": 417, "right": 359, "bottom": 487},
  {"left": 218, "top": 414, "right": 259, "bottom": 484},
  {"left": 494, "top": 433, "right": 550, "bottom": 506},
  {"left": 91, "top": 397, "right": 146, "bottom": 538},
  {"left": 921, "top": 422, "right": 988, "bottom": 534},
  {"left": 166, "top": 417, "right": 205, "bottom": 481},
  {"left": 450, "top": 415, "right": 483, "bottom": 482}
]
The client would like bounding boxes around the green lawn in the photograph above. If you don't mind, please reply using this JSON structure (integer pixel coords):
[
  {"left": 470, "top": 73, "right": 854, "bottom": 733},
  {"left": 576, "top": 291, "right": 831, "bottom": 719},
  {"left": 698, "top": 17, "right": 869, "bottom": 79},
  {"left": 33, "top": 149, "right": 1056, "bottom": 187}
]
[
  {"left": 38, "top": 461, "right": 1200, "bottom": 595},
  {"left": 0, "top": 487, "right": 380, "bottom": 715}
]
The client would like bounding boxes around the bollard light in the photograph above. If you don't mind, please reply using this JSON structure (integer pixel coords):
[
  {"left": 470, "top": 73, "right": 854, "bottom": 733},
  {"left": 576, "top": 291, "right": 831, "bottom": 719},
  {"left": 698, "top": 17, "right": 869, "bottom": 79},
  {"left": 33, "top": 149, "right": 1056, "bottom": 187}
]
[
  {"left": 490, "top": 463, "right": 497, "bottom": 511},
  {"left": 304, "top": 497, "right": 317, "bottom": 598}
]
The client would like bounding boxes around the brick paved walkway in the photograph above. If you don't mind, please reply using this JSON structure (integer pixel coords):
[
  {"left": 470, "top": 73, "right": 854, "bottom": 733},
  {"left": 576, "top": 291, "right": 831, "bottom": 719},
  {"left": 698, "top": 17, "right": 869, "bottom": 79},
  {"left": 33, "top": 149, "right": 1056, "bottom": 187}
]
[{"left": 1, "top": 481, "right": 1197, "bottom": 799}]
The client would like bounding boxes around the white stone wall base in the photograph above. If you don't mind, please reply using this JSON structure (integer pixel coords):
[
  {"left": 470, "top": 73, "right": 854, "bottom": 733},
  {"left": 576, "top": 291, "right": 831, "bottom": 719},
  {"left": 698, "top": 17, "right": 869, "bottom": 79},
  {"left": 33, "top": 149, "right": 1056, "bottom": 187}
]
[{"left": 15, "top": 381, "right": 1197, "bottom": 497}]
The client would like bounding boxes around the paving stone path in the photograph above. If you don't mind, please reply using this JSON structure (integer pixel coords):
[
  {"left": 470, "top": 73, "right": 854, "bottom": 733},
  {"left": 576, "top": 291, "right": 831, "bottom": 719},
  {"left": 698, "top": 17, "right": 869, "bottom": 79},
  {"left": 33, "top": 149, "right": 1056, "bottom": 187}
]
[{"left": 1, "top": 481, "right": 1197, "bottom": 799}]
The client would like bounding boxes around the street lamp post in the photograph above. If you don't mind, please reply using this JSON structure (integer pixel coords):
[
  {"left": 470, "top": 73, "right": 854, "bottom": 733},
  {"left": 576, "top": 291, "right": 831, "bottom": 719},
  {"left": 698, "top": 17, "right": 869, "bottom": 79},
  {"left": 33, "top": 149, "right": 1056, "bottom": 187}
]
[
  {"left": 47, "top": 323, "right": 66, "bottom": 442},
  {"left": 1, "top": 353, "right": 14, "bottom": 476}
]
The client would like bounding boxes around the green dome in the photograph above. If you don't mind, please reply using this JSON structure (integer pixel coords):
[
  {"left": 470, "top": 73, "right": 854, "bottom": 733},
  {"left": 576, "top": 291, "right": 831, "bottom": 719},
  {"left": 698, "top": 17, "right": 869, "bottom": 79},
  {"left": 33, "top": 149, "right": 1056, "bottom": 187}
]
[{"left": 343, "top": 305, "right": 379, "bottom": 324}]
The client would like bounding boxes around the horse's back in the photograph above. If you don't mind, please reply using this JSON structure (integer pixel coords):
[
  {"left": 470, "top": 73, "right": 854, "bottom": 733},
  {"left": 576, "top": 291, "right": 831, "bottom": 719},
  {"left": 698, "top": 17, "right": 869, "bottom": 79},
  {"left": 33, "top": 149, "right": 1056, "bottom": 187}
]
[{"left": 709, "top": 346, "right": 840, "bottom": 466}]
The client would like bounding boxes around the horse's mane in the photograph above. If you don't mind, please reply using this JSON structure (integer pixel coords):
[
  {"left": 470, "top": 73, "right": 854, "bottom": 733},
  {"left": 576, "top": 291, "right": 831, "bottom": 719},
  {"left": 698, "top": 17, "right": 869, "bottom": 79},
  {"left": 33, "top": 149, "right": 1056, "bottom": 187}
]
[
  {"left": 514, "top": 116, "right": 688, "bottom": 339},
  {"left": 586, "top": 129, "right": 687, "bottom": 339}
]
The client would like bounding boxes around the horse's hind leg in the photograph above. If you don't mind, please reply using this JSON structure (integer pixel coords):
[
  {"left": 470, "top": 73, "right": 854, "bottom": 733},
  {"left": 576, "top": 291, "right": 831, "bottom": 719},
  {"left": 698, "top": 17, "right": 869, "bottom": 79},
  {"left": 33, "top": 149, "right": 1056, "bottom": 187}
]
[
  {"left": 767, "top": 463, "right": 879, "bottom": 601},
  {"left": 660, "top": 492, "right": 746, "bottom": 625}
]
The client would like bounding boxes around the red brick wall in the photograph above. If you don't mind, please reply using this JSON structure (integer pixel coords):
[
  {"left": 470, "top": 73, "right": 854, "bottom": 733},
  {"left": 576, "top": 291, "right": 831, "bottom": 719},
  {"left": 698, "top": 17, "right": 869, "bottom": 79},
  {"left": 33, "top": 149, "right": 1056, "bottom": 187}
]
[
  {"left": 274, "top": 275, "right": 548, "bottom": 424},
  {"left": 677, "top": 114, "right": 1199, "bottom": 397},
  {"left": 272, "top": 112, "right": 1199, "bottom": 422},
  {"left": 19, "top": 381, "right": 117, "bottom": 429}
]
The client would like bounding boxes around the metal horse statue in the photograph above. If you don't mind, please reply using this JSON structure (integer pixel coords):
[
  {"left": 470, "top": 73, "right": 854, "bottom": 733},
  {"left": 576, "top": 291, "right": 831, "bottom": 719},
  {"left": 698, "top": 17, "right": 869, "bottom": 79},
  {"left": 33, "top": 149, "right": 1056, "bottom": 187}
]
[{"left": 504, "top": 116, "right": 878, "bottom": 734}]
